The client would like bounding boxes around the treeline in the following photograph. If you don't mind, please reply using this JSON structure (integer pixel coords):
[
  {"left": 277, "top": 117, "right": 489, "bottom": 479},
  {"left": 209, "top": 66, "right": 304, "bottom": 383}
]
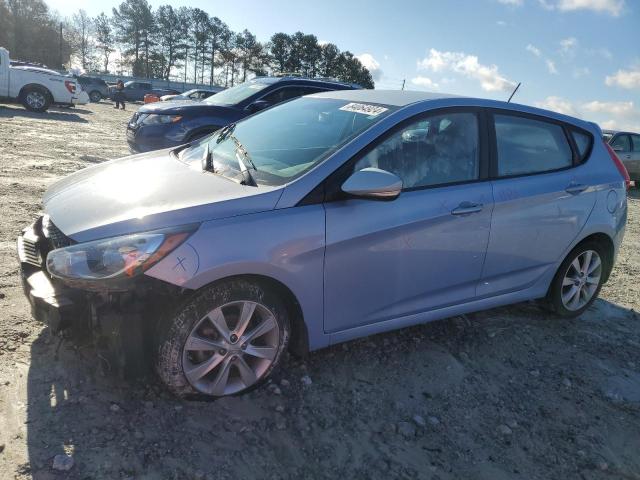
[
  {"left": 0, "top": 0, "right": 374, "bottom": 88},
  {"left": 0, "top": 0, "right": 73, "bottom": 69}
]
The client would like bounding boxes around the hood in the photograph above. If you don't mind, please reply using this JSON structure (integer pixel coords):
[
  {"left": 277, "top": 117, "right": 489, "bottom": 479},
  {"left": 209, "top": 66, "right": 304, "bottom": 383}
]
[
  {"left": 43, "top": 149, "right": 282, "bottom": 243},
  {"left": 137, "top": 100, "right": 237, "bottom": 116}
]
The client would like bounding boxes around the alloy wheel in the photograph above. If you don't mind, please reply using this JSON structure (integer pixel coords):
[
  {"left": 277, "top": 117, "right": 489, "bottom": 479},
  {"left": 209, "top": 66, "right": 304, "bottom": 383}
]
[
  {"left": 26, "top": 91, "right": 46, "bottom": 110},
  {"left": 561, "top": 249, "right": 602, "bottom": 311},
  {"left": 182, "top": 300, "right": 280, "bottom": 396}
]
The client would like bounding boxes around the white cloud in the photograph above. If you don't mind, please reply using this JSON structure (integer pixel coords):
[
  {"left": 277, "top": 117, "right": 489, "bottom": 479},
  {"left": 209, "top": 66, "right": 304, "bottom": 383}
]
[
  {"left": 496, "top": 20, "right": 508, "bottom": 26},
  {"left": 417, "top": 49, "right": 516, "bottom": 92},
  {"left": 535, "top": 96, "right": 640, "bottom": 131},
  {"left": 526, "top": 44, "right": 542, "bottom": 57},
  {"left": 411, "top": 76, "right": 439, "bottom": 89},
  {"left": 559, "top": 37, "right": 578, "bottom": 56},
  {"left": 582, "top": 100, "right": 635, "bottom": 116},
  {"left": 573, "top": 67, "right": 590, "bottom": 78},
  {"left": 605, "top": 67, "right": 640, "bottom": 89},
  {"left": 497, "top": 0, "right": 523, "bottom": 5},
  {"left": 536, "top": 96, "right": 578, "bottom": 116},
  {"left": 356, "top": 53, "right": 383, "bottom": 81},
  {"left": 526, "top": 44, "right": 558, "bottom": 75},
  {"left": 538, "top": 0, "right": 624, "bottom": 15}
]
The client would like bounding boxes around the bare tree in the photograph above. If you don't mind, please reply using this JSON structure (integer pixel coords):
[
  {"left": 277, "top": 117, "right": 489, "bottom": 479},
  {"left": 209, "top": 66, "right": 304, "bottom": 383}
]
[
  {"left": 94, "top": 13, "right": 114, "bottom": 72},
  {"left": 71, "top": 9, "right": 94, "bottom": 70}
]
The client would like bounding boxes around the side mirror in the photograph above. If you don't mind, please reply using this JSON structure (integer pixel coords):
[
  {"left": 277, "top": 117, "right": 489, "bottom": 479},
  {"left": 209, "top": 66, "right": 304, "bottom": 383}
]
[
  {"left": 246, "top": 100, "right": 271, "bottom": 113},
  {"left": 341, "top": 168, "right": 403, "bottom": 200}
]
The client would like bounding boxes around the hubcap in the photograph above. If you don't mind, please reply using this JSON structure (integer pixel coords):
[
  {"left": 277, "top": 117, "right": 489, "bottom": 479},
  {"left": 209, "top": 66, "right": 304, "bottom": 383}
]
[
  {"left": 26, "top": 92, "right": 45, "bottom": 109},
  {"left": 561, "top": 250, "right": 602, "bottom": 311},
  {"left": 182, "top": 300, "right": 279, "bottom": 396}
]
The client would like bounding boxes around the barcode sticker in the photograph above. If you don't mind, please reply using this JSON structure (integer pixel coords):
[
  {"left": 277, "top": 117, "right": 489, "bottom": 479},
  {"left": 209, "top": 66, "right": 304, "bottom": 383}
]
[{"left": 339, "top": 102, "right": 388, "bottom": 116}]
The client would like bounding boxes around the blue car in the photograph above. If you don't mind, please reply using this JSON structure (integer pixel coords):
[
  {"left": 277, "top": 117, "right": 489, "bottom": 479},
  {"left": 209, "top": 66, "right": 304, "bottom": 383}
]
[
  {"left": 126, "top": 76, "right": 361, "bottom": 153},
  {"left": 18, "top": 90, "right": 628, "bottom": 397}
]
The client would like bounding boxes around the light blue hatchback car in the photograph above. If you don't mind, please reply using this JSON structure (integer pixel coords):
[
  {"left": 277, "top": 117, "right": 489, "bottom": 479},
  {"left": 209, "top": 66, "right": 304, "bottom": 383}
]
[{"left": 18, "top": 90, "right": 629, "bottom": 397}]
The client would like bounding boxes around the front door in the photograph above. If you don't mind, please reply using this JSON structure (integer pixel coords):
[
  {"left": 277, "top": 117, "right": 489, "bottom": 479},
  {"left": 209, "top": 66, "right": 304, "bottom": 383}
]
[{"left": 323, "top": 110, "right": 493, "bottom": 333}]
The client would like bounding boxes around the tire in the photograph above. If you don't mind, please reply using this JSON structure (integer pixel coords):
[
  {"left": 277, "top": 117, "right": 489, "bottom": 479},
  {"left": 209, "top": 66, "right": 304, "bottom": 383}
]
[
  {"left": 20, "top": 86, "right": 51, "bottom": 112},
  {"left": 156, "top": 278, "right": 290, "bottom": 398},
  {"left": 546, "top": 241, "right": 608, "bottom": 318},
  {"left": 89, "top": 90, "right": 102, "bottom": 102}
]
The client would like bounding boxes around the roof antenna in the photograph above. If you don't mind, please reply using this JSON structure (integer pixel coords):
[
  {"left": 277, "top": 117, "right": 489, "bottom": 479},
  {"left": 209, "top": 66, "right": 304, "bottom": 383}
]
[{"left": 507, "top": 82, "right": 521, "bottom": 103}]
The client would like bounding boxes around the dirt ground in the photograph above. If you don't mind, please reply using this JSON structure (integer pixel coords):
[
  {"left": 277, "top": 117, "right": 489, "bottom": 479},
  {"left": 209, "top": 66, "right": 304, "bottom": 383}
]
[{"left": 0, "top": 100, "right": 639, "bottom": 480}]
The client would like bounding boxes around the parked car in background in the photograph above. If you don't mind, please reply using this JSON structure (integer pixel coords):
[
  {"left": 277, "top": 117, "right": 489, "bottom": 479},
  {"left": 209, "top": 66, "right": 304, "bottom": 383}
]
[
  {"left": 160, "top": 88, "right": 222, "bottom": 102},
  {"left": 75, "top": 76, "right": 109, "bottom": 102},
  {"left": 0, "top": 47, "right": 89, "bottom": 112},
  {"left": 603, "top": 129, "right": 640, "bottom": 182},
  {"left": 109, "top": 80, "right": 179, "bottom": 102},
  {"left": 18, "top": 90, "right": 628, "bottom": 398},
  {"left": 126, "top": 76, "right": 361, "bottom": 153}
]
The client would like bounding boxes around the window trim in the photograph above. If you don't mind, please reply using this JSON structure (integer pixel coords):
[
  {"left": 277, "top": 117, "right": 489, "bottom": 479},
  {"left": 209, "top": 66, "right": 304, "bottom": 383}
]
[
  {"left": 487, "top": 108, "right": 586, "bottom": 180},
  {"left": 317, "top": 106, "right": 490, "bottom": 203}
]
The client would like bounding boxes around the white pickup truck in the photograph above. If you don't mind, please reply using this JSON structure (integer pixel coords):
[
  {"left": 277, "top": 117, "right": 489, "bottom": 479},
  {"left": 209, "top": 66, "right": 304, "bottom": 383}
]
[{"left": 0, "top": 47, "right": 89, "bottom": 112}]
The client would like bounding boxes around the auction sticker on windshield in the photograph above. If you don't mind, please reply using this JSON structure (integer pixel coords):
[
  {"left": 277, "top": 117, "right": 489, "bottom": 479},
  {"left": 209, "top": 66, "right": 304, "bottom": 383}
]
[{"left": 339, "top": 103, "right": 388, "bottom": 116}]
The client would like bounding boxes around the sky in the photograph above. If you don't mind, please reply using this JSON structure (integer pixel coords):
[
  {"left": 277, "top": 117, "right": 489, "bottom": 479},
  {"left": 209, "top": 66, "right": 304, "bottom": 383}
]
[{"left": 46, "top": 0, "right": 640, "bottom": 131}]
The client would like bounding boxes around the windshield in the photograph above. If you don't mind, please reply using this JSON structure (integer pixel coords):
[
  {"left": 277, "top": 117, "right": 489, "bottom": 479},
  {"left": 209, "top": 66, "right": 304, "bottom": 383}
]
[
  {"left": 202, "top": 79, "right": 273, "bottom": 106},
  {"left": 178, "top": 97, "right": 396, "bottom": 186}
]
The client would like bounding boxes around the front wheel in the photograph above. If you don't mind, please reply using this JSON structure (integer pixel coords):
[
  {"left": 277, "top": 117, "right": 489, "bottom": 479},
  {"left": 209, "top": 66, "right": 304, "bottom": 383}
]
[
  {"left": 156, "top": 279, "right": 290, "bottom": 398},
  {"left": 547, "top": 242, "right": 608, "bottom": 317},
  {"left": 89, "top": 90, "right": 102, "bottom": 102}
]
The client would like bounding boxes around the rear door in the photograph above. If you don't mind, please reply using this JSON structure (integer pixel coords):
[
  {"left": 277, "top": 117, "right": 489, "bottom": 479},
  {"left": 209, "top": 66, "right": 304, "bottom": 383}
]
[
  {"left": 478, "top": 111, "right": 596, "bottom": 297},
  {"left": 323, "top": 109, "right": 493, "bottom": 333}
]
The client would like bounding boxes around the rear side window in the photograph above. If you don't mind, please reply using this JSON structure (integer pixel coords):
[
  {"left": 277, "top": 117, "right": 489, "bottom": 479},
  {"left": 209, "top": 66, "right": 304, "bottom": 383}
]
[
  {"left": 631, "top": 134, "right": 640, "bottom": 152},
  {"left": 571, "top": 130, "right": 593, "bottom": 161},
  {"left": 494, "top": 114, "right": 572, "bottom": 176}
]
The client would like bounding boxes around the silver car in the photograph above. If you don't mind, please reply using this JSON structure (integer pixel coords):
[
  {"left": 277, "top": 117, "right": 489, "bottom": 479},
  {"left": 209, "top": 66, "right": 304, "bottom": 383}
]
[{"left": 603, "top": 129, "right": 640, "bottom": 181}]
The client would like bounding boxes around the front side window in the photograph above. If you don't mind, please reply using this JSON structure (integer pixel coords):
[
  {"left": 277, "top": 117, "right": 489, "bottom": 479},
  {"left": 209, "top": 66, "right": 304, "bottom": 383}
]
[
  {"left": 610, "top": 134, "right": 631, "bottom": 152},
  {"left": 354, "top": 112, "right": 479, "bottom": 189},
  {"left": 630, "top": 134, "right": 640, "bottom": 152},
  {"left": 178, "top": 97, "right": 396, "bottom": 186},
  {"left": 495, "top": 114, "right": 572, "bottom": 176}
]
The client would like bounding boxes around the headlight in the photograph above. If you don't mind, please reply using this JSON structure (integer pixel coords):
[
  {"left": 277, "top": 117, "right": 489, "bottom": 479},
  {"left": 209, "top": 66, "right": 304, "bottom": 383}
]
[
  {"left": 141, "top": 114, "right": 183, "bottom": 125},
  {"left": 46, "top": 226, "right": 197, "bottom": 284}
]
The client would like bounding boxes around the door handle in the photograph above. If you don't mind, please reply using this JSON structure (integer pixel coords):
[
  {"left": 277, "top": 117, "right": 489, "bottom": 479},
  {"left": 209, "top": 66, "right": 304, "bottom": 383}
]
[
  {"left": 624, "top": 154, "right": 632, "bottom": 159},
  {"left": 451, "top": 202, "right": 483, "bottom": 215},
  {"left": 565, "top": 183, "right": 588, "bottom": 195}
]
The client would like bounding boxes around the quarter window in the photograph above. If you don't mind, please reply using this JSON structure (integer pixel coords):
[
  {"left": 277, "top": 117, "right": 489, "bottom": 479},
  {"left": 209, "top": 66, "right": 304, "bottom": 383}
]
[
  {"left": 610, "top": 134, "right": 631, "bottom": 152},
  {"left": 494, "top": 115, "right": 572, "bottom": 176},
  {"left": 571, "top": 130, "right": 592, "bottom": 161},
  {"left": 354, "top": 112, "right": 479, "bottom": 189}
]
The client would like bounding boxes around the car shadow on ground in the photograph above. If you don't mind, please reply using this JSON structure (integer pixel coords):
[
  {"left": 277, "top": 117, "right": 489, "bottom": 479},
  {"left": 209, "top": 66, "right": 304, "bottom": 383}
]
[
  {"left": 21, "top": 297, "right": 640, "bottom": 479},
  {"left": 0, "top": 105, "right": 89, "bottom": 123}
]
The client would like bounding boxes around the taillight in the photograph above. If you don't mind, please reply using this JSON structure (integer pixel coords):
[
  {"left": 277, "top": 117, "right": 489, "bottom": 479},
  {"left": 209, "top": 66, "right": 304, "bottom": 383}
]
[
  {"left": 605, "top": 142, "right": 630, "bottom": 190},
  {"left": 64, "top": 80, "right": 76, "bottom": 94}
]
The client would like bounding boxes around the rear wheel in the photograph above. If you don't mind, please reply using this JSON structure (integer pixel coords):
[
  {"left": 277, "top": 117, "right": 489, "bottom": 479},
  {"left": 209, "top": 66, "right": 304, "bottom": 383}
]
[
  {"left": 156, "top": 279, "right": 290, "bottom": 398},
  {"left": 21, "top": 87, "right": 50, "bottom": 112},
  {"left": 89, "top": 90, "right": 102, "bottom": 102},
  {"left": 547, "top": 241, "right": 607, "bottom": 317}
]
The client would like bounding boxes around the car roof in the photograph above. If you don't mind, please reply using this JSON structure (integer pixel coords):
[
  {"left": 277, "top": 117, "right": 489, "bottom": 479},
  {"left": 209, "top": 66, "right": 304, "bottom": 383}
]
[
  {"left": 603, "top": 129, "right": 638, "bottom": 135},
  {"left": 253, "top": 76, "right": 360, "bottom": 89},
  {"left": 310, "top": 89, "right": 595, "bottom": 130}
]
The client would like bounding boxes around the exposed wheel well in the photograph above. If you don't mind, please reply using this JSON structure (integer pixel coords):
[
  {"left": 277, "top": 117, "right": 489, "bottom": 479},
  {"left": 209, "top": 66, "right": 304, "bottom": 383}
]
[
  {"left": 195, "top": 274, "right": 309, "bottom": 357},
  {"left": 573, "top": 233, "right": 615, "bottom": 282},
  {"left": 19, "top": 84, "right": 53, "bottom": 103}
]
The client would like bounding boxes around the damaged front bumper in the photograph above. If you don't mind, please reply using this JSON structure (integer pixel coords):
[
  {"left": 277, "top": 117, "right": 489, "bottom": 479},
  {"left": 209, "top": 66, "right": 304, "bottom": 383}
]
[{"left": 17, "top": 217, "right": 86, "bottom": 332}]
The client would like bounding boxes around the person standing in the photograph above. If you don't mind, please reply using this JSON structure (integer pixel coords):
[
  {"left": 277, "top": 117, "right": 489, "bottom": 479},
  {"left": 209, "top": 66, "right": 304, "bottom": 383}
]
[{"left": 114, "top": 79, "right": 126, "bottom": 110}]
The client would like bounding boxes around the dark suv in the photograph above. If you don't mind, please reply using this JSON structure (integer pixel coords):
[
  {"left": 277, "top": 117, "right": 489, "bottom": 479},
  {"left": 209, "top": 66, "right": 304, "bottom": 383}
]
[
  {"left": 126, "top": 76, "right": 361, "bottom": 153},
  {"left": 75, "top": 76, "right": 109, "bottom": 102}
]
